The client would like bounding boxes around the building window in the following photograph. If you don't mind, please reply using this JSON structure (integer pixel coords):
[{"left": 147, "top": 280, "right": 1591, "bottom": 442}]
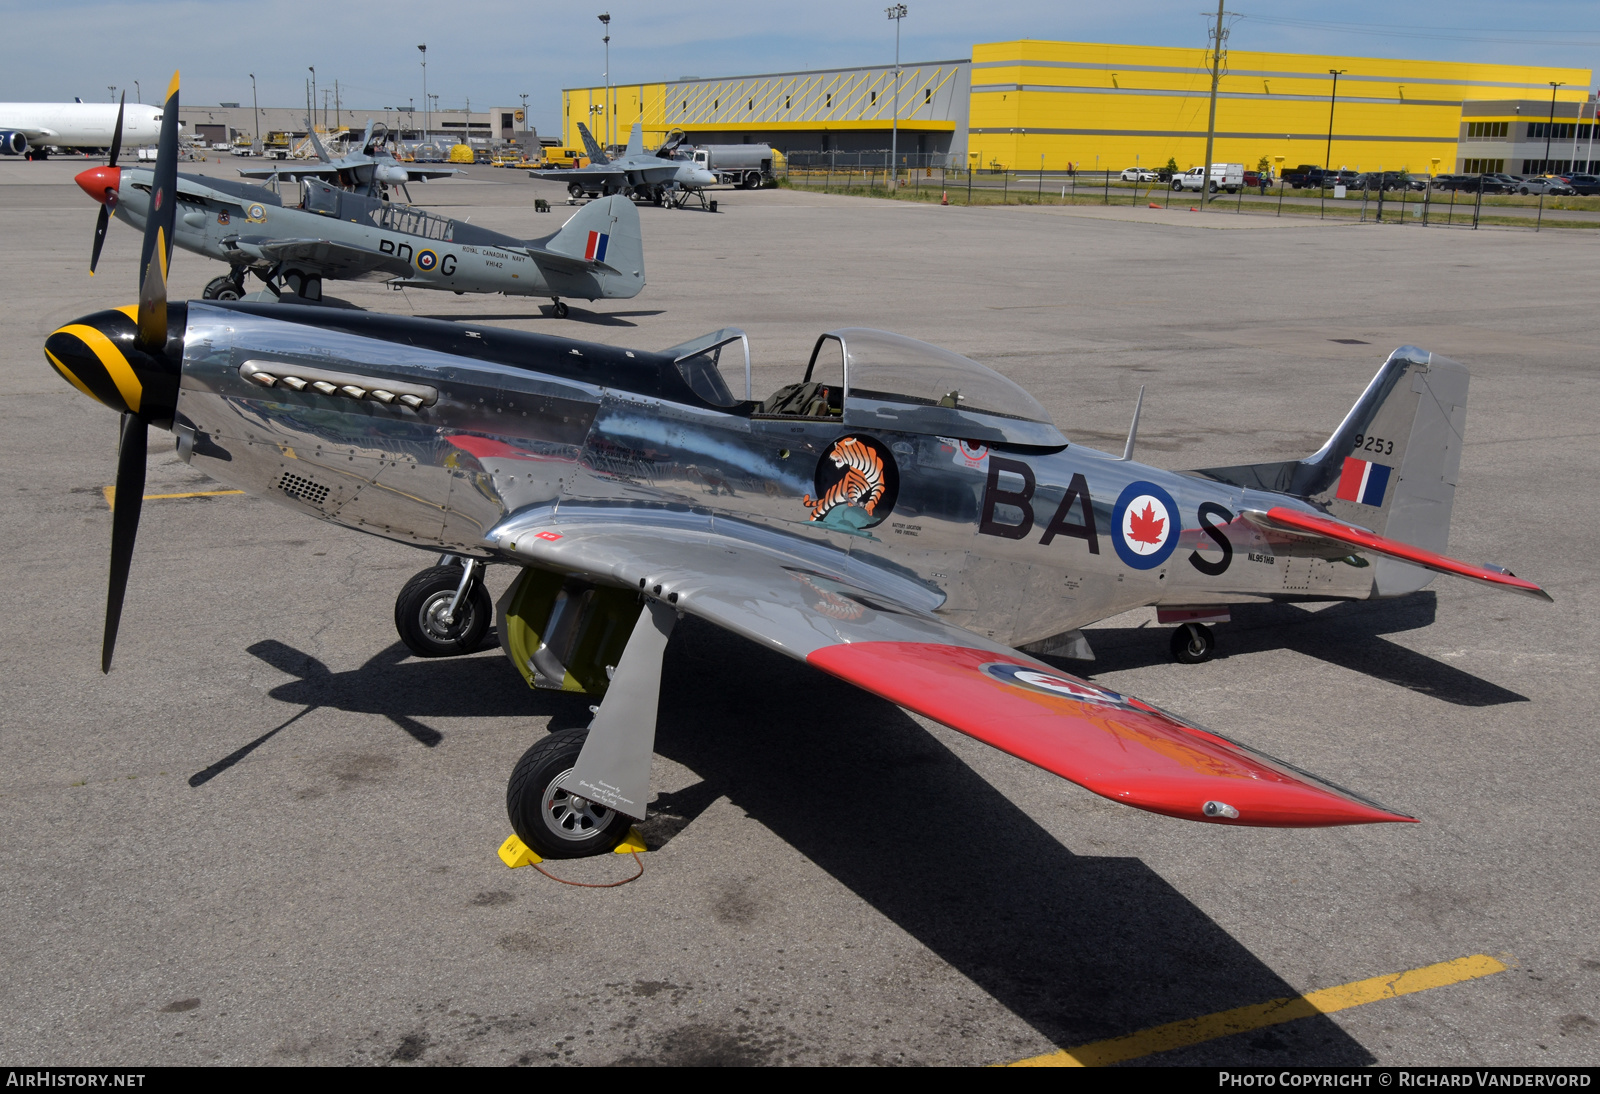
[
  {"left": 713, "top": 99, "right": 718, "bottom": 110},
  {"left": 1527, "top": 122, "right": 1583, "bottom": 140},
  {"left": 1465, "top": 121, "right": 1508, "bottom": 139},
  {"left": 748, "top": 99, "right": 753, "bottom": 111},
  {"left": 1461, "top": 158, "right": 1505, "bottom": 173},
  {"left": 924, "top": 88, "right": 931, "bottom": 104},
  {"left": 682, "top": 101, "right": 687, "bottom": 113},
  {"left": 871, "top": 91, "right": 877, "bottom": 105},
  {"left": 785, "top": 94, "right": 791, "bottom": 109},
  {"left": 826, "top": 93, "right": 832, "bottom": 108}
]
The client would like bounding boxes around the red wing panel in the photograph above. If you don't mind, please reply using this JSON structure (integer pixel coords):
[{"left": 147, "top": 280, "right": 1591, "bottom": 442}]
[
  {"left": 806, "top": 642, "right": 1414, "bottom": 828},
  {"left": 1260, "top": 506, "right": 1552, "bottom": 601}
]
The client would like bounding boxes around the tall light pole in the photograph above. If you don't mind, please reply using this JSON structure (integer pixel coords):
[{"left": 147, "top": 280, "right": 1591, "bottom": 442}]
[
  {"left": 1200, "top": 1, "right": 1229, "bottom": 209},
  {"left": 107, "top": 85, "right": 116, "bottom": 103},
  {"left": 886, "top": 4, "right": 906, "bottom": 187},
  {"left": 599, "top": 13, "right": 612, "bottom": 151},
  {"left": 309, "top": 67, "right": 316, "bottom": 130},
  {"left": 418, "top": 45, "right": 428, "bottom": 142},
  {"left": 249, "top": 74, "right": 260, "bottom": 154},
  {"left": 1542, "top": 81, "right": 1564, "bottom": 173},
  {"left": 1323, "top": 68, "right": 1347, "bottom": 219},
  {"left": 134, "top": 80, "right": 141, "bottom": 104}
]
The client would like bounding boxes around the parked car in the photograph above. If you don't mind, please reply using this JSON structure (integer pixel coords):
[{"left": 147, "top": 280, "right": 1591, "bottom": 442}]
[
  {"left": 1302, "top": 168, "right": 1359, "bottom": 190},
  {"left": 1280, "top": 163, "right": 1322, "bottom": 188},
  {"left": 1353, "top": 171, "right": 1409, "bottom": 192},
  {"left": 1515, "top": 176, "right": 1574, "bottom": 196},
  {"left": 1120, "top": 167, "right": 1158, "bottom": 182},
  {"left": 1489, "top": 173, "right": 1522, "bottom": 193},
  {"left": 1563, "top": 173, "right": 1600, "bottom": 195}
]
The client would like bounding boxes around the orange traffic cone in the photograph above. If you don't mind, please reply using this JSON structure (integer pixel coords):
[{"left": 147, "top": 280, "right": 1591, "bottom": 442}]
[{"left": 941, "top": 191, "right": 949, "bottom": 205}]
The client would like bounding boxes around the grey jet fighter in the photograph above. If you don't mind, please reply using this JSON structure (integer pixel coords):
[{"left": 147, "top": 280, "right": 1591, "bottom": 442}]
[
  {"left": 47, "top": 72, "right": 1552, "bottom": 865},
  {"left": 238, "top": 118, "right": 459, "bottom": 200},
  {"left": 74, "top": 111, "right": 643, "bottom": 318},
  {"left": 531, "top": 121, "right": 716, "bottom": 207}
]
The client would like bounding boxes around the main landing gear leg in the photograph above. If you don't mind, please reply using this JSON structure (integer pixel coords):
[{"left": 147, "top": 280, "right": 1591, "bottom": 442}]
[
  {"left": 1170, "top": 622, "right": 1216, "bottom": 665},
  {"left": 394, "top": 556, "right": 492, "bottom": 657},
  {"left": 506, "top": 600, "right": 678, "bottom": 859}
]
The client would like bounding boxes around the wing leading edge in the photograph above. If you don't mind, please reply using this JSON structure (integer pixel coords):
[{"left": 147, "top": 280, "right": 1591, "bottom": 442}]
[{"left": 490, "top": 507, "right": 1414, "bottom": 828}]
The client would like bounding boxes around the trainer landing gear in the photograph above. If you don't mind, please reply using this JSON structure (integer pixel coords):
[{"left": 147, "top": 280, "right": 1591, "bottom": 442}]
[
  {"left": 507, "top": 728, "right": 633, "bottom": 859},
  {"left": 549, "top": 299, "right": 570, "bottom": 319},
  {"left": 1170, "top": 622, "right": 1216, "bottom": 665},
  {"left": 394, "top": 557, "right": 491, "bottom": 657},
  {"left": 504, "top": 597, "right": 679, "bottom": 859}
]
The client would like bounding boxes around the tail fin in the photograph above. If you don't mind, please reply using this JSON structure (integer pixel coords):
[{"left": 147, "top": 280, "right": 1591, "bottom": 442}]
[
  {"left": 623, "top": 121, "right": 644, "bottom": 158},
  {"left": 1195, "top": 347, "right": 1468, "bottom": 594},
  {"left": 544, "top": 195, "right": 645, "bottom": 297},
  {"left": 305, "top": 117, "right": 332, "bottom": 163},
  {"left": 575, "top": 123, "right": 610, "bottom": 165}
]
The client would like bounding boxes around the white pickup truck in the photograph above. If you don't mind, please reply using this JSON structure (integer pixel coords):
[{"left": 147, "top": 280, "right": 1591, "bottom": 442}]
[{"left": 1170, "top": 163, "right": 1244, "bottom": 193}]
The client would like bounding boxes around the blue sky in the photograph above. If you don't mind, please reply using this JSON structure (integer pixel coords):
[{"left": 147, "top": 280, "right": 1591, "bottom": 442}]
[{"left": 1, "top": 1, "right": 1594, "bottom": 134}]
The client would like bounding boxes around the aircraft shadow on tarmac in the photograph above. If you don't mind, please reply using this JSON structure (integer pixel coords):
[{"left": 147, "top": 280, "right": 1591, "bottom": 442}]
[
  {"left": 206, "top": 621, "right": 1393, "bottom": 1063},
  {"left": 1073, "top": 593, "right": 1528, "bottom": 708}
]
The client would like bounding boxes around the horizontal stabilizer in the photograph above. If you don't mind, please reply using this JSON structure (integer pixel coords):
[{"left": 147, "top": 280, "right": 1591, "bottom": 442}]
[{"left": 1243, "top": 507, "right": 1552, "bottom": 601}]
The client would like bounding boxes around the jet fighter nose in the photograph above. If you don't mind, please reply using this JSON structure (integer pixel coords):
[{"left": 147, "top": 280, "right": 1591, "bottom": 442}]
[
  {"left": 44, "top": 305, "right": 183, "bottom": 426},
  {"left": 75, "top": 165, "right": 122, "bottom": 205}
]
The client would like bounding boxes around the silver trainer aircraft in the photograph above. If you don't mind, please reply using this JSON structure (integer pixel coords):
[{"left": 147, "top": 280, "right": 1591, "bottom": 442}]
[
  {"left": 74, "top": 103, "right": 643, "bottom": 318},
  {"left": 531, "top": 121, "right": 716, "bottom": 206},
  {"left": 47, "top": 73, "right": 1550, "bottom": 862}
]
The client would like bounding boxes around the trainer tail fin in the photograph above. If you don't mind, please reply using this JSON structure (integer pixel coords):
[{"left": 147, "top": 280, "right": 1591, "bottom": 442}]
[
  {"left": 1195, "top": 347, "right": 1468, "bottom": 594},
  {"left": 544, "top": 195, "right": 645, "bottom": 297}
]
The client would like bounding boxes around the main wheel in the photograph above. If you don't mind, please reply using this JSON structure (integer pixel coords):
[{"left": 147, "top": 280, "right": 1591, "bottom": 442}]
[
  {"left": 567, "top": 181, "right": 584, "bottom": 198},
  {"left": 1170, "top": 622, "right": 1216, "bottom": 665},
  {"left": 551, "top": 300, "right": 570, "bottom": 318},
  {"left": 508, "top": 728, "right": 633, "bottom": 859},
  {"left": 202, "top": 275, "right": 244, "bottom": 301},
  {"left": 393, "top": 565, "right": 492, "bottom": 658}
]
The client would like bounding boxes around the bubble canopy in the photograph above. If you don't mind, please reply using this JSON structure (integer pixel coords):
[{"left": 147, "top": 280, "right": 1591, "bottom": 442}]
[{"left": 819, "top": 329, "right": 1067, "bottom": 448}]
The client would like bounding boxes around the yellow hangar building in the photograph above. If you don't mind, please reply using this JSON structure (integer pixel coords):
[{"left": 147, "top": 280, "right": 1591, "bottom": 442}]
[{"left": 564, "top": 39, "right": 1592, "bottom": 176}]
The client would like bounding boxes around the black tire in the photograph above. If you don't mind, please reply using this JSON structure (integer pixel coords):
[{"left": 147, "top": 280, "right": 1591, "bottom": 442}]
[
  {"left": 1170, "top": 623, "right": 1216, "bottom": 665},
  {"left": 507, "top": 728, "right": 632, "bottom": 859},
  {"left": 567, "top": 181, "right": 584, "bottom": 198},
  {"left": 393, "top": 565, "right": 492, "bottom": 658},
  {"left": 202, "top": 275, "right": 244, "bottom": 301},
  {"left": 1171, "top": 179, "right": 1183, "bottom": 191},
  {"left": 551, "top": 300, "right": 570, "bottom": 318}
]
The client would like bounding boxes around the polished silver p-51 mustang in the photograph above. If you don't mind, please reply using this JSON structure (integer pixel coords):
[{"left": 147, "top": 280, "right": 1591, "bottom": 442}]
[{"left": 45, "top": 74, "right": 1550, "bottom": 861}]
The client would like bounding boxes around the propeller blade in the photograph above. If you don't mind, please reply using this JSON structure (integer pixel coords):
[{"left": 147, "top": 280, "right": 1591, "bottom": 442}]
[
  {"left": 90, "top": 203, "right": 110, "bottom": 275},
  {"left": 136, "top": 71, "right": 180, "bottom": 352},
  {"left": 103, "top": 412, "right": 148, "bottom": 673},
  {"left": 108, "top": 92, "right": 125, "bottom": 169}
]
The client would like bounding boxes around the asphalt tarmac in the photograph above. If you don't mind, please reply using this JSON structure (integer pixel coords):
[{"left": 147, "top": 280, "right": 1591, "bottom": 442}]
[{"left": 1, "top": 159, "right": 1596, "bottom": 1067}]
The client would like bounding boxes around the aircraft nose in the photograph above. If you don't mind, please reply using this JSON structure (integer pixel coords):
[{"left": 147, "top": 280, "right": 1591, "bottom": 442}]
[
  {"left": 75, "top": 165, "right": 122, "bottom": 205},
  {"left": 44, "top": 306, "right": 181, "bottom": 424}
]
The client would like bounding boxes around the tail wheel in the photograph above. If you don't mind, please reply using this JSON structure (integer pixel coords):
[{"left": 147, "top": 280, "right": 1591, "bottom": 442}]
[
  {"left": 507, "top": 728, "right": 632, "bottom": 859},
  {"left": 1170, "top": 623, "right": 1216, "bottom": 665},
  {"left": 394, "top": 565, "right": 492, "bottom": 658},
  {"left": 551, "top": 300, "right": 570, "bottom": 319}
]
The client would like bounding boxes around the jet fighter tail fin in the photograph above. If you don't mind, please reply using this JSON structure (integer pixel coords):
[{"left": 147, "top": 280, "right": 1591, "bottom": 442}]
[
  {"left": 1193, "top": 348, "right": 1469, "bottom": 595},
  {"left": 305, "top": 117, "right": 332, "bottom": 163},
  {"left": 624, "top": 121, "right": 644, "bottom": 159},
  {"left": 575, "top": 123, "right": 610, "bottom": 165}
]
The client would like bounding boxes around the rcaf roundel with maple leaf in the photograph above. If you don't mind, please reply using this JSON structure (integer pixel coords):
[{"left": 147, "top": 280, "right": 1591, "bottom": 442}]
[{"left": 1111, "top": 480, "right": 1181, "bottom": 570}]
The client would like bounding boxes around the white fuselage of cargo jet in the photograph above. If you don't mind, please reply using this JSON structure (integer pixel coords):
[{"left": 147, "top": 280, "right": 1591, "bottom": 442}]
[{"left": 0, "top": 102, "right": 172, "bottom": 149}]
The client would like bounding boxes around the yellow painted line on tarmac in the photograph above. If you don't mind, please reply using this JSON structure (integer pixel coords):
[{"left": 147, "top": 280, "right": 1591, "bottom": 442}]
[
  {"left": 1005, "top": 953, "right": 1508, "bottom": 1067},
  {"left": 102, "top": 486, "right": 245, "bottom": 510}
]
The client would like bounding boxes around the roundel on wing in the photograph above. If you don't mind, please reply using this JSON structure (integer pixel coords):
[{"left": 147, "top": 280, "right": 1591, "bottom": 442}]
[
  {"left": 1111, "top": 480, "right": 1180, "bottom": 570},
  {"left": 802, "top": 434, "right": 899, "bottom": 534},
  {"left": 979, "top": 662, "right": 1126, "bottom": 705},
  {"left": 415, "top": 248, "right": 439, "bottom": 272}
]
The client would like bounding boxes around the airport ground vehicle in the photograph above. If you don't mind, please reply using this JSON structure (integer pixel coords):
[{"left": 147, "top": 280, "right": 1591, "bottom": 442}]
[
  {"left": 1171, "top": 163, "right": 1243, "bottom": 193},
  {"left": 47, "top": 73, "right": 1553, "bottom": 861},
  {"left": 689, "top": 143, "right": 776, "bottom": 188},
  {"left": 1120, "top": 167, "right": 1157, "bottom": 182}
]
